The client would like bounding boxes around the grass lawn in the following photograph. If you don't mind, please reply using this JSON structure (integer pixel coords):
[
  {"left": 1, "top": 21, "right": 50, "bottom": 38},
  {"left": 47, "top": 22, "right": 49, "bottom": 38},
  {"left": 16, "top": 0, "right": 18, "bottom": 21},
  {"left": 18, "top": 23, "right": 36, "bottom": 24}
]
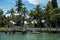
[
  {"left": 27, "top": 28, "right": 59, "bottom": 31},
  {"left": 0, "top": 27, "right": 18, "bottom": 31},
  {"left": 27, "top": 28, "right": 40, "bottom": 30},
  {"left": 0, "top": 27, "right": 6, "bottom": 31},
  {"left": 0, "top": 27, "right": 59, "bottom": 31}
]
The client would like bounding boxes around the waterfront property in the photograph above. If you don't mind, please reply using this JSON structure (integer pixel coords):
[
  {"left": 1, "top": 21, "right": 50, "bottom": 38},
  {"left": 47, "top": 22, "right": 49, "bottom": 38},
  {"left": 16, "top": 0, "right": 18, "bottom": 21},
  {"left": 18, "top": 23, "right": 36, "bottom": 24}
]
[{"left": 0, "top": 0, "right": 60, "bottom": 40}]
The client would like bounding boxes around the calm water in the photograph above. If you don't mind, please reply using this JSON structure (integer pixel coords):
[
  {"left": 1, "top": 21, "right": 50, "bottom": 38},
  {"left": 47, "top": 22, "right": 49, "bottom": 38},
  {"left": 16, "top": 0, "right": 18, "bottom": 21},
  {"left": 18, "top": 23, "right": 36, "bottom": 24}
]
[{"left": 0, "top": 33, "right": 60, "bottom": 40}]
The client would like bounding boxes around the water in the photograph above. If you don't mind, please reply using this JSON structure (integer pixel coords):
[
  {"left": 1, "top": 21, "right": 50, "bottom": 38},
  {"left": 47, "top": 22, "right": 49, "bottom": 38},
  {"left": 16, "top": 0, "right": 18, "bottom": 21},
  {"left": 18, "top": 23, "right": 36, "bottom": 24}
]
[{"left": 0, "top": 33, "right": 60, "bottom": 40}]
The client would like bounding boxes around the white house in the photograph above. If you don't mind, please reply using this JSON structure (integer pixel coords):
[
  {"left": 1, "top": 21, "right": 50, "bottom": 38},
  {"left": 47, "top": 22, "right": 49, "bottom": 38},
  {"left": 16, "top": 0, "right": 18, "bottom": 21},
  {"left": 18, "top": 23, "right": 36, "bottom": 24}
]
[
  {"left": 10, "top": 20, "right": 16, "bottom": 24},
  {"left": 31, "top": 20, "right": 37, "bottom": 27}
]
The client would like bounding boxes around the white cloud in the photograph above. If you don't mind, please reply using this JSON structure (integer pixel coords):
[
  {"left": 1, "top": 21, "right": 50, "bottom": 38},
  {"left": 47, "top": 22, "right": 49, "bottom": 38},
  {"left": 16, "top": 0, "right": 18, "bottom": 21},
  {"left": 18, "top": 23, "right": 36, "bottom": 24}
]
[
  {"left": 27, "top": 0, "right": 51, "bottom": 5},
  {"left": 27, "top": 0, "right": 40, "bottom": 5}
]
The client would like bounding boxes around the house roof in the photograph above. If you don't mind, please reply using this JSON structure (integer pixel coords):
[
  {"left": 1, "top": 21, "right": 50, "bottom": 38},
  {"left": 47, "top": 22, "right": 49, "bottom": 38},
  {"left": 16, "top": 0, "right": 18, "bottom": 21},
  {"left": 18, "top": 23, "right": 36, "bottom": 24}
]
[{"left": 10, "top": 20, "right": 16, "bottom": 24}]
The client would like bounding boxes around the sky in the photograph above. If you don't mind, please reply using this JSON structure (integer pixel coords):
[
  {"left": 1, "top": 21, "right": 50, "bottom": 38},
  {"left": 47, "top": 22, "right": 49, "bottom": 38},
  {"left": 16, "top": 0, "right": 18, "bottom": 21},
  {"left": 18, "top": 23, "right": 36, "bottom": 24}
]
[{"left": 0, "top": 0, "right": 60, "bottom": 15}]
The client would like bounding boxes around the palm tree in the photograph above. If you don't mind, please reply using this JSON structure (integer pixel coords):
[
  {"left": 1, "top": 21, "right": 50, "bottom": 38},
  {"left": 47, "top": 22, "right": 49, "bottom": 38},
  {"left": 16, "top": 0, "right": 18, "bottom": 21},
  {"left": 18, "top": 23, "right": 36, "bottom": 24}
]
[
  {"left": 34, "top": 5, "right": 43, "bottom": 28},
  {"left": 6, "top": 16, "right": 11, "bottom": 28},
  {"left": 16, "top": 0, "right": 24, "bottom": 13},
  {"left": 16, "top": 0, "right": 24, "bottom": 26},
  {"left": 45, "top": 1, "right": 53, "bottom": 32},
  {"left": 51, "top": 0, "right": 59, "bottom": 31},
  {"left": 30, "top": 5, "right": 43, "bottom": 30},
  {"left": 1, "top": 15, "right": 7, "bottom": 27},
  {"left": 30, "top": 10, "right": 35, "bottom": 18},
  {"left": 30, "top": 10, "right": 37, "bottom": 27},
  {"left": 51, "top": 8, "right": 60, "bottom": 31},
  {"left": 6, "top": 8, "right": 15, "bottom": 28},
  {"left": 22, "top": 7, "right": 28, "bottom": 27},
  {"left": 22, "top": 7, "right": 28, "bottom": 31},
  {"left": 45, "top": 1, "right": 59, "bottom": 32},
  {"left": 29, "top": 10, "right": 35, "bottom": 27},
  {"left": 0, "top": 9, "right": 3, "bottom": 27},
  {"left": 7, "top": 8, "right": 15, "bottom": 21}
]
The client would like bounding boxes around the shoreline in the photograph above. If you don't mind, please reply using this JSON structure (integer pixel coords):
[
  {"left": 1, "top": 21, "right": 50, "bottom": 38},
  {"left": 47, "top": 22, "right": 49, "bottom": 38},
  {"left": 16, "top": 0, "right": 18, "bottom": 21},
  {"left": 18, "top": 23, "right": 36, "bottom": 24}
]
[
  {"left": 0, "top": 30, "right": 60, "bottom": 33},
  {"left": 0, "top": 28, "right": 60, "bottom": 33}
]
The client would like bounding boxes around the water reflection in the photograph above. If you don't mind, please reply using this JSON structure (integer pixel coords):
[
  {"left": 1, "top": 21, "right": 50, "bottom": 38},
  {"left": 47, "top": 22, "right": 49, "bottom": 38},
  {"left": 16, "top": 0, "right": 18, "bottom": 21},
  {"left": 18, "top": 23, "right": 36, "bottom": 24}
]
[{"left": 0, "top": 33, "right": 60, "bottom": 40}]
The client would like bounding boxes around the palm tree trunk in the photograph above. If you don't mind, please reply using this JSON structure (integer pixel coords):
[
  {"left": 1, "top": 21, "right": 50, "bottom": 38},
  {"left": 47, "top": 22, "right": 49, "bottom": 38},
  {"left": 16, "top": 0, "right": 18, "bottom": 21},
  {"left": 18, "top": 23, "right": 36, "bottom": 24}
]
[
  {"left": 0, "top": 17, "right": 1, "bottom": 27},
  {"left": 22, "top": 13, "right": 25, "bottom": 30},
  {"left": 8, "top": 18, "right": 10, "bottom": 28},
  {"left": 50, "top": 25, "right": 51, "bottom": 33},
  {"left": 23, "top": 17, "right": 24, "bottom": 27},
  {"left": 19, "top": 13, "right": 21, "bottom": 26},
  {"left": 56, "top": 19, "right": 58, "bottom": 31},
  {"left": 0, "top": 20, "right": 1, "bottom": 27},
  {"left": 47, "top": 27, "right": 48, "bottom": 32}
]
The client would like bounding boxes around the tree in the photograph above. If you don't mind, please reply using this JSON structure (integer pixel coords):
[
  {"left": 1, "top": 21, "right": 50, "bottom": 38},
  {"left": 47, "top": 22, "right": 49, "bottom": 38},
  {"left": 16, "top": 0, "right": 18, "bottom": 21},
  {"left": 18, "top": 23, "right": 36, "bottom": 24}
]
[
  {"left": 30, "top": 5, "right": 42, "bottom": 20},
  {"left": 7, "top": 8, "right": 15, "bottom": 21},
  {"left": 1, "top": 15, "right": 7, "bottom": 27},
  {"left": 45, "top": 1, "right": 59, "bottom": 31},
  {"left": 6, "top": 16, "right": 11, "bottom": 28},
  {"left": 16, "top": 0, "right": 24, "bottom": 26},
  {"left": 34, "top": 5, "right": 43, "bottom": 27},
  {"left": 0, "top": 9, "right": 3, "bottom": 27},
  {"left": 52, "top": 0, "right": 58, "bottom": 8},
  {"left": 30, "top": 5, "right": 43, "bottom": 28},
  {"left": 16, "top": 0, "right": 24, "bottom": 13},
  {"left": 51, "top": 8, "right": 60, "bottom": 31},
  {"left": 44, "top": 1, "right": 53, "bottom": 31},
  {"left": 6, "top": 8, "right": 15, "bottom": 28},
  {"left": 34, "top": 5, "right": 43, "bottom": 19},
  {"left": 30, "top": 10, "right": 36, "bottom": 20},
  {"left": 22, "top": 7, "right": 28, "bottom": 27}
]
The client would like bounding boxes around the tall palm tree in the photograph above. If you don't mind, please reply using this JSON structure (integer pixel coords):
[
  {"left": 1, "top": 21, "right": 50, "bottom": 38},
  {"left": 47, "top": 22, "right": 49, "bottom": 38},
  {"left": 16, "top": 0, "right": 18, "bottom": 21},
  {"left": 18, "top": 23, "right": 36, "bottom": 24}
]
[
  {"left": 30, "top": 10, "right": 35, "bottom": 27},
  {"left": 30, "top": 5, "right": 43, "bottom": 30},
  {"left": 16, "top": 0, "right": 24, "bottom": 13},
  {"left": 45, "top": 1, "right": 59, "bottom": 32},
  {"left": 6, "top": 8, "right": 15, "bottom": 28},
  {"left": 51, "top": 8, "right": 60, "bottom": 31},
  {"left": 16, "top": 0, "right": 24, "bottom": 26},
  {"left": 34, "top": 5, "right": 43, "bottom": 28},
  {"left": 45, "top": 1, "right": 53, "bottom": 32},
  {"left": 22, "top": 7, "right": 28, "bottom": 31},
  {"left": 22, "top": 7, "right": 28, "bottom": 26}
]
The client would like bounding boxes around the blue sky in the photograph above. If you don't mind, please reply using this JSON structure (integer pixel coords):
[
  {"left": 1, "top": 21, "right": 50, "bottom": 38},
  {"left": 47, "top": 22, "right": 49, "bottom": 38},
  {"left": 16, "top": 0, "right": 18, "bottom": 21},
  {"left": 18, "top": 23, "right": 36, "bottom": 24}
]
[{"left": 0, "top": 0, "right": 60, "bottom": 15}]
